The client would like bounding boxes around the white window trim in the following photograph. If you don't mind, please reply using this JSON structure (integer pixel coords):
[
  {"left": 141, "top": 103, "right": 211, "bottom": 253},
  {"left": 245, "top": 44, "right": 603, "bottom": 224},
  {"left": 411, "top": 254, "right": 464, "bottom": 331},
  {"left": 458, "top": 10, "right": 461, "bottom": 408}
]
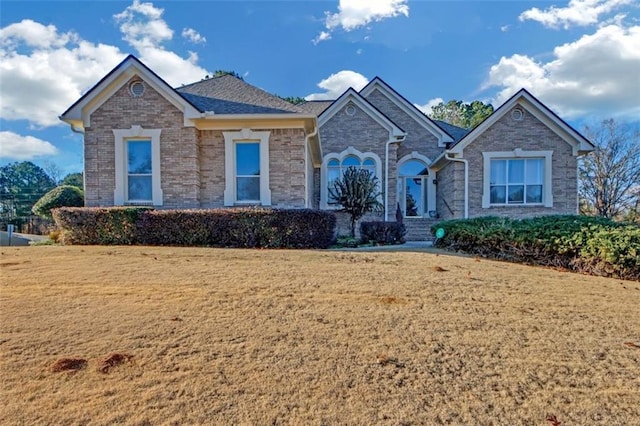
[
  {"left": 320, "top": 146, "right": 382, "bottom": 209},
  {"left": 397, "top": 152, "right": 435, "bottom": 218},
  {"left": 223, "top": 129, "right": 271, "bottom": 206},
  {"left": 482, "top": 149, "right": 553, "bottom": 208},
  {"left": 113, "top": 125, "right": 162, "bottom": 206}
]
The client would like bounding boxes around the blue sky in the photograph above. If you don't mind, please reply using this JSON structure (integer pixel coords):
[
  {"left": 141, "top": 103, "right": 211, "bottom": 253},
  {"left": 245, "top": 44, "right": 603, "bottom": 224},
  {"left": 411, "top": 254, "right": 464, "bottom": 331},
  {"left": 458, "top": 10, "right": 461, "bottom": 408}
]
[{"left": 1, "top": 0, "right": 639, "bottom": 177}]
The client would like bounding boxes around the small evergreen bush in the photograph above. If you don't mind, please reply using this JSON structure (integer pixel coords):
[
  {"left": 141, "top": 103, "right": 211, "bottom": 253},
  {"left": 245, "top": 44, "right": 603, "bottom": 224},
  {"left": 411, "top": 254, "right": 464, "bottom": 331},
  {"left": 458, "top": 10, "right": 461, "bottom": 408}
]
[
  {"left": 32, "top": 185, "right": 84, "bottom": 219},
  {"left": 360, "top": 221, "right": 406, "bottom": 245}
]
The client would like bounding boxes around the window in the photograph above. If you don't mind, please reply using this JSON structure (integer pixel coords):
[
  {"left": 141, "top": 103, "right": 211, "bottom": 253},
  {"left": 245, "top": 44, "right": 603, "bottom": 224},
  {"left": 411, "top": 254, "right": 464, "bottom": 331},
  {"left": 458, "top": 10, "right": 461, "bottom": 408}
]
[
  {"left": 113, "top": 126, "right": 162, "bottom": 206},
  {"left": 127, "top": 140, "right": 152, "bottom": 202},
  {"left": 327, "top": 156, "right": 377, "bottom": 204},
  {"left": 490, "top": 158, "right": 543, "bottom": 204},
  {"left": 223, "top": 129, "right": 271, "bottom": 206},
  {"left": 399, "top": 159, "right": 429, "bottom": 217},
  {"left": 235, "top": 142, "right": 261, "bottom": 202},
  {"left": 321, "top": 148, "right": 382, "bottom": 208},
  {"left": 482, "top": 150, "right": 553, "bottom": 208}
]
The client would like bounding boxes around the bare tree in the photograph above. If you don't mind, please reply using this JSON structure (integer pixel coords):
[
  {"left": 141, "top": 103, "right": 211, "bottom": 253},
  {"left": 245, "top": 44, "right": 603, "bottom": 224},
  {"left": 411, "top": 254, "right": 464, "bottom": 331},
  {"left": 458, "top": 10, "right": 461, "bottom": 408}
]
[
  {"left": 579, "top": 119, "right": 640, "bottom": 219},
  {"left": 42, "top": 160, "right": 63, "bottom": 185}
]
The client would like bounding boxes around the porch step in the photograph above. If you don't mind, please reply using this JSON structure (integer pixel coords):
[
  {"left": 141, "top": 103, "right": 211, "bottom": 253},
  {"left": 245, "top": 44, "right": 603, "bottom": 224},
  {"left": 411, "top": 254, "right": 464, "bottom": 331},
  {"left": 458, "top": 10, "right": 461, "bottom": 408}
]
[{"left": 402, "top": 218, "right": 438, "bottom": 241}]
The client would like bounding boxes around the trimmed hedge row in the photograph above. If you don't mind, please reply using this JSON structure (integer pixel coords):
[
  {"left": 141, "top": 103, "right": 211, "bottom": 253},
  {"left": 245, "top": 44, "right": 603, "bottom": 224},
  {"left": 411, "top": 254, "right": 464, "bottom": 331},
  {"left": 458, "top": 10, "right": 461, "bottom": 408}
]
[
  {"left": 53, "top": 207, "right": 336, "bottom": 249},
  {"left": 432, "top": 215, "right": 640, "bottom": 281},
  {"left": 360, "top": 221, "right": 406, "bottom": 245}
]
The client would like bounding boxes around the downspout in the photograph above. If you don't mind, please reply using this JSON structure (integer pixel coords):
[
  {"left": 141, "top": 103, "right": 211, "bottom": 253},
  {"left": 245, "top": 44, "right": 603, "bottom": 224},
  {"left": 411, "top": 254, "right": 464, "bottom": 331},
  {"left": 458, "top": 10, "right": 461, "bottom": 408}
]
[
  {"left": 304, "top": 125, "right": 318, "bottom": 208},
  {"left": 66, "top": 122, "right": 87, "bottom": 199},
  {"left": 385, "top": 137, "right": 404, "bottom": 221},
  {"left": 444, "top": 152, "right": 469, "bottom": 219}
]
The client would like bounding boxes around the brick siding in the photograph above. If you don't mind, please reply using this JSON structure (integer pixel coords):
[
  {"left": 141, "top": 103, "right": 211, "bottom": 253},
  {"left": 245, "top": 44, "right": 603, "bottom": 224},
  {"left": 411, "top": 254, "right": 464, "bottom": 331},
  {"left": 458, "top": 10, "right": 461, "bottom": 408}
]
[{"left": 464, "top": 106, "right": 578, "bottom": 218}]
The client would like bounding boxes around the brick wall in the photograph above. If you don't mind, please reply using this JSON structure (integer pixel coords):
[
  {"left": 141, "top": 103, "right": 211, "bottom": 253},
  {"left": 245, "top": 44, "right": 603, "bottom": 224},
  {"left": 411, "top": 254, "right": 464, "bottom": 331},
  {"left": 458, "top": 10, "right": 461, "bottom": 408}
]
[
  {"left": 435, "top": 161, "right": 465, "bottom": 221},
  {"left": 320, "top": 102, "right": 394, "bottom": 212},
  {"left": 198, "top": 130, "right": 225, "bottom": 207},
  {"left": 198, "top": 128, "right": 307, "bottom": 208},
  {"left": 464, "top": 106, "right": 578, "bottom": 218},
  {"left": 364, "top": 89, "right": 442, "bottom": 161},
  {"left": 269, "top": 128, "right": 307, "bottom": 208},
  {"left": 86, "top": 77, "right": 199, "bottom": 207}
]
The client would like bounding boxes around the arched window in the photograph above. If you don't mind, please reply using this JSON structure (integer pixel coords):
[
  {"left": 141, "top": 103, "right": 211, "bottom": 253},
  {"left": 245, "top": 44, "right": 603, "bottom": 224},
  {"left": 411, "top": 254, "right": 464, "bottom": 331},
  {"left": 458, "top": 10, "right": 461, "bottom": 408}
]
[
  {"left": 399, "top": 159, "right": 429, "bottom": 217},
  {"left": 321, "top": 148, "right": 382, "bottom": 208}
]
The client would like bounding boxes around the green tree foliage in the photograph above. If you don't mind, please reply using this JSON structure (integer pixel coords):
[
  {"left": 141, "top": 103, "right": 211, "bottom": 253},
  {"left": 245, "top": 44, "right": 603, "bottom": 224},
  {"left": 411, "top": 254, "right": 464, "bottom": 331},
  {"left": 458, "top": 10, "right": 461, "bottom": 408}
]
[
  {"left": 204, "top": 70, "right": 244, "bottom": 80},
  {"left": 328, "top": 167, "right": 382, "bottom": 238},
  {"left": 280, "top": 96, "right": 307, "bottom": 105},
  {"left": 429, "top": 100, "right": 494, "bottom": 129},
  {"left": 0, "top": 161, "right": 55, "bottom": 225},
  {"left": 32, "top": 185, "right": 84, "bottom": 219},
  {"left": 579, "top": 119, "right": 640, "bottom": 220},
  {"left": 61, "top": 172, "right": 84, "bottom": 190}
]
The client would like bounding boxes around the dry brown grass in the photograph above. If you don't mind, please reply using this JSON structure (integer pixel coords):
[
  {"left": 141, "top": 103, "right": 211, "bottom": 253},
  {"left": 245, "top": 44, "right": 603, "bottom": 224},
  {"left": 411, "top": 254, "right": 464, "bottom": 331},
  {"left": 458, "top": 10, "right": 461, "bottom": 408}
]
[{"left": 1, "top": 245, "right": 639, "bottom": 425}]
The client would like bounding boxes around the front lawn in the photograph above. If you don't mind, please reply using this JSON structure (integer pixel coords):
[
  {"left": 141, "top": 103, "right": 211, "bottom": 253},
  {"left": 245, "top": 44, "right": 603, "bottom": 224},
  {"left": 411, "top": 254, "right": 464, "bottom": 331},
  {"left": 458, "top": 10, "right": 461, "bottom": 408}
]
[{"left": 1, "top": 246, "right": 638, "bottom": 424}]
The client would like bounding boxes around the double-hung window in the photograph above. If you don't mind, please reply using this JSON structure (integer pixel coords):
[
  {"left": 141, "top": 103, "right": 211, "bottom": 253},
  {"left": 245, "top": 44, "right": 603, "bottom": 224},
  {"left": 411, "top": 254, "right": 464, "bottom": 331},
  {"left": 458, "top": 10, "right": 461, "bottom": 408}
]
[
  {"left": 490, "top": 158, "right": 543, "bottom": 204},
  {"left": 482, "top": 150, "right": 553, "bottom": 208},
  {"left": 113, "top": 126, "right": 162, "bottom": 206},
  {"left": 126, "top": 140, "right": 153, "bottom": 202},
  {"left": 223, "top": 129, "right": 271, "bottom": 206},
  {"left": 235, "top": 142, "right": 261, "bottom": 202}
]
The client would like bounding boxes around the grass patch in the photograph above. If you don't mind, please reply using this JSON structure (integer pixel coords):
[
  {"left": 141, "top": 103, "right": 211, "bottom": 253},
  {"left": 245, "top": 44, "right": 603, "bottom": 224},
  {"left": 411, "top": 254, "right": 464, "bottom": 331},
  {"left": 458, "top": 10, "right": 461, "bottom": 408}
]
[{"left": 1, "top": 246, "right": 639, "bottom": 425}]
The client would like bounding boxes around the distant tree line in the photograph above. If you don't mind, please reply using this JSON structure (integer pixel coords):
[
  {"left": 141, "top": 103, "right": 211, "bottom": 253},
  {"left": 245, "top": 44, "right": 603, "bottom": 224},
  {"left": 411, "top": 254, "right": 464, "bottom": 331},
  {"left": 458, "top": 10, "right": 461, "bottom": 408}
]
[{"left": 0, "top": 161, "right": 83, "bottom": 231}]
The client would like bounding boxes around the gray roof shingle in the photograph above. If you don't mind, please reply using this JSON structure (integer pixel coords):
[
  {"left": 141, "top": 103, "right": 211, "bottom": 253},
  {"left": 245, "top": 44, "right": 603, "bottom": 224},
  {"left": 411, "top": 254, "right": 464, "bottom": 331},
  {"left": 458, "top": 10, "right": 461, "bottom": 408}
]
[
  {"left": 176, "top": 74, "right": 303, "bottom": 114},
  {"left": 433, "top": 120, "right": 469, "bottom": 143},
  {"left": 296, "top": 100, "right": 333, "bottom": 116}
]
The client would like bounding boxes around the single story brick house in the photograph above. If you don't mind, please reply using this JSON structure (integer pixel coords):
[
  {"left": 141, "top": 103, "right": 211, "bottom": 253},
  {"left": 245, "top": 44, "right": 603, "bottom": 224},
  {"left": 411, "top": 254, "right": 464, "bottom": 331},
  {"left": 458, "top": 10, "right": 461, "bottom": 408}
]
[{"left": 60, "top": 55, "right": 594, "bottom": 240}]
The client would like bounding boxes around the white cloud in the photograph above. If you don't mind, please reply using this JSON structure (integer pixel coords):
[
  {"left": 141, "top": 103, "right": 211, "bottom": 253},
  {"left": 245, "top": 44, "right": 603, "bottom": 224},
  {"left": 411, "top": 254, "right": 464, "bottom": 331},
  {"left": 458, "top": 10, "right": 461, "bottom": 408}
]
[
  {"left": 0, "top": 131, "right": 58, "bottom": 160},
  {"left": 485, "top": 24, "right": 640, "bottom": 118},
  {"left": 305, "top": 70, "right": 369, "bottom": 100},
  {"left": 0, "top": 1, "right": 210, "bottom": 128},
  {"left": 312, "top": 31, "right": 332, "bottom": 45},
  {"left": 414, "top": 98, "right": 444, "bottom": 116},
  {"left": 315, "top": 0, "right": 409, "bottom": 44},
  {"left": 113, "top": 0, "right": 209, "bottom": 86},
  {"left": 519, "top": 0, "right": 633, "bottom": 29},
  {"left": 500, "top": 25, "right": 510, "bottom": 33},
  {"left": 181, "top": 27, "right": 206, "bottom": 44},
  {"left": 114, "top": 0, "right": 173, "bottom": 48},
  {"left": 0, "top": 20, "right": 125, "bottom": 127}
]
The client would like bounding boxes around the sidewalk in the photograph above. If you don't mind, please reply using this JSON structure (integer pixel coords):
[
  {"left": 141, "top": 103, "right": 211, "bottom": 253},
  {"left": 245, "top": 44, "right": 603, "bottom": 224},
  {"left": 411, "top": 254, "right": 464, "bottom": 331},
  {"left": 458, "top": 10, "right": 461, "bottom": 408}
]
[
  {"left": 0, "top": 231, "right": 48, "bottom": 247},
  {"left": 331, "top": 240, "right": 434, "bottom": 252}
]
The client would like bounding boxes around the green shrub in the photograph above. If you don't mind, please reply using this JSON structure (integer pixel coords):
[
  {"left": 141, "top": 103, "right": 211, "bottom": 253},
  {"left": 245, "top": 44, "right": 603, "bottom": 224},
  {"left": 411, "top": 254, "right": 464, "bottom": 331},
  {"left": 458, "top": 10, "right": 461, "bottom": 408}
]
[
  {"left": 53, "top": 207, "right": 150, "bottom": 245},
  {"left": 360, "top": 221, "right": 406, "bottom": 245},
  {"left": 32, "top": 185, "right": 84, "bottom": 219},
  {"left": 576, "top": 226, "right": 640, "bottom": 280},
  {"left": 431, "top": 215, "right": 639, "bottom": 280},
  {"left": 53, "top": 207, "right": 336, "bottom": 249}
]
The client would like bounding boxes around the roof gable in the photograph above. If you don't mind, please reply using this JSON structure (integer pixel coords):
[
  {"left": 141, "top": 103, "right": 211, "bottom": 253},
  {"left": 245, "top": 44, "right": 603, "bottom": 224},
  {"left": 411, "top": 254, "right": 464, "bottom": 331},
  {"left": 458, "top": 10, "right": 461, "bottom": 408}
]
[
  {"left": 318, "top": 88, "right": 405, "bottom": 139},
  {"left": 448, "top": 88, "right": 595, "bottom": 156},
  {"left": 60, "top": 55, "right": 201, "bottom": 131},
  {"left": 360, "top": 77, "right": 454, "bottom": 146}
]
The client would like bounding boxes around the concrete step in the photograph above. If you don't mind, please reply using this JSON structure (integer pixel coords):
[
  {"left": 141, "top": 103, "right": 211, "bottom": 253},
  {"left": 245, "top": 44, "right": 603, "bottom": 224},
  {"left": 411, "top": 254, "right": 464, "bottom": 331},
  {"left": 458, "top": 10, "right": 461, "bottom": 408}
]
[{"left": 402, "top": 218, "right": 439, "bottom": 241}]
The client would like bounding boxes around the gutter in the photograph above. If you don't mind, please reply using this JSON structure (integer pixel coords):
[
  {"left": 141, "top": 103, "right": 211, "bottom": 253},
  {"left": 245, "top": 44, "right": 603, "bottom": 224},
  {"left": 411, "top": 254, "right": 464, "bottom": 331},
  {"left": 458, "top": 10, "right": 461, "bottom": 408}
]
[
  {"left": 444, "top": 152, "right": 469, "bottom": 219},
  {"left": 385, "top": 136, "right": 405, "bottom": 221}
]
